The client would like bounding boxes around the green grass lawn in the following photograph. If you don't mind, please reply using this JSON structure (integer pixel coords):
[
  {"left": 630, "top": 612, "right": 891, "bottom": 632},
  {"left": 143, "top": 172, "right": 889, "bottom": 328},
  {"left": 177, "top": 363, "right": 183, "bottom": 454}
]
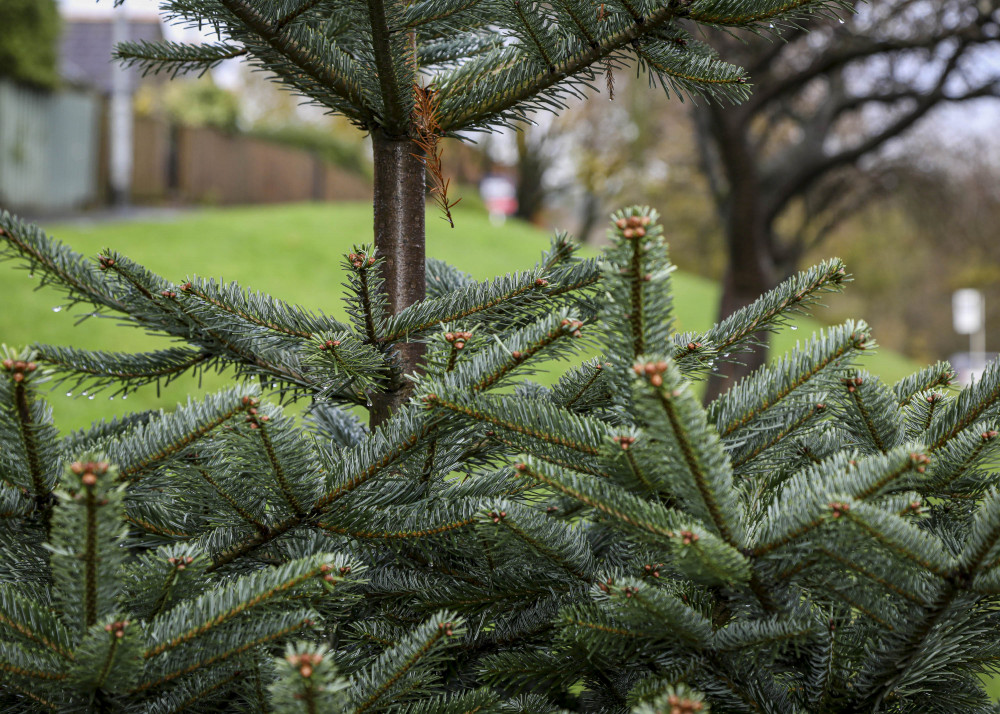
[{"left": 1, "top": 201, "right": 921, "bottom": 431}]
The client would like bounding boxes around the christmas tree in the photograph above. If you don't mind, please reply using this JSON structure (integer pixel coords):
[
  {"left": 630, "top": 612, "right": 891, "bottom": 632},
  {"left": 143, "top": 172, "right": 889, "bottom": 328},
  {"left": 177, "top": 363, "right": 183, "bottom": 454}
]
[{"left": 3, "top": 0, "right": 1000, "bottom": 711}]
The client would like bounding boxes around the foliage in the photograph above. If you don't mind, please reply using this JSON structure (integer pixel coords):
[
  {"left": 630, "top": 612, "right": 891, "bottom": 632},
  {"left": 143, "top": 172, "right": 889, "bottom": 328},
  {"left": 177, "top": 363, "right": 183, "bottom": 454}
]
[
  {"left": 1, "top": 204, "right": 999, "bottom": 710},
  {"left": 0, "top": 0, "right": 60, "bottom": 90},
  {"left": 5, "top": 0, "right": 993, "bottom": 710},
  {"left": 112, "top": 0, "right": 854, "bottom": 138},
  {"left": 160, "top": 77, "right": 242, "bottom": 132}
]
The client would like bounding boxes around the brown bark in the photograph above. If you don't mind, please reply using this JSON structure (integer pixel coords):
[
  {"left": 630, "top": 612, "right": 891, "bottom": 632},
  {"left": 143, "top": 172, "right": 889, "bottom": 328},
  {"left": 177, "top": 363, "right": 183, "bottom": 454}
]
[
  {"left": 514, "top": 128, "right": 548, "bottom": 222},
  {"left": 369, "top": 131, "right": 426, "bottom": 428},
  {"left": 705, "top": 253, "right": 775, "bottom": 403},
  {"left": 702, "top": 105, "right": 777, "bottom": 404}
]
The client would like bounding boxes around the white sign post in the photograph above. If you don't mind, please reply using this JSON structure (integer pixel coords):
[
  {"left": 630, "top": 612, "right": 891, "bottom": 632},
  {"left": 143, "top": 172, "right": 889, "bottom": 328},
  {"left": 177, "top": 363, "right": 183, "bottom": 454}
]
[{"left": 953, "top": 288, "right": 986, "bottom": 381}]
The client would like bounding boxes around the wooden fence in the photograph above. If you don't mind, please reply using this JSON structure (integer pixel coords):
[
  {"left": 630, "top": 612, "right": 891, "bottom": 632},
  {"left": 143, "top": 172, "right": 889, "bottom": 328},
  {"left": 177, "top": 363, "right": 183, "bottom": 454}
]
[
  {"left": 0, "top": 80, "right": 101, "bottom": 212},
  {"left": 0, "top": 79, "right": 371, "bottom": 214},
  {"left": 1, "top": 88, "right": 493, "bottom": 213},
  {"left": 127, "top": 115, "right": 372, "bottom": 205}
]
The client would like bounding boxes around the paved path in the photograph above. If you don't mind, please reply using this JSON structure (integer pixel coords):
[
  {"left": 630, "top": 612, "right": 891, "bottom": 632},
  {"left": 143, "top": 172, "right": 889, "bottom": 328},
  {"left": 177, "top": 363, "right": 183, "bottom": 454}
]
[{"left": 19, "top": 205, "right": 196, "bottom": 227}]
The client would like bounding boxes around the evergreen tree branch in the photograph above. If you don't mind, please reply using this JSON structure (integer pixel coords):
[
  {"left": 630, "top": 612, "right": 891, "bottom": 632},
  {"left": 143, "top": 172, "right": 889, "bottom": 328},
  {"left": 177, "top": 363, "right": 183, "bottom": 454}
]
[
  {"left": 842, "top": 503, "right": 952, "bottom": 577},
  {"left": 515, "top": 459, "right": 751, "bottom": 584},
  {"left": 113, "top": 388, "right": 258, "bottom": 482},
  {"left": 349, "top": 613, "right": 463, "bottom": 714},
  {"left": 604, "top": 579, "right": 713, "bottom": 644},
  {"left": 318, "top": 515, "right": 477, "bottom": 539},
  {"left": 621, "top": 442, "right": 659, "bottom": 494},
  {"left": 825, "top": 586, "right": 893, "bottom": 629},
  {"left": 0, "top": 586, "right": 75, "bottom": 661},
  {"left": 816, "top": 547, "right": 928, "bottom": 607},
  {"left": 0, "top": 214, "right": 126, "bottom": 313},
  {"left": 144, "top": 555, "right": 342, "bottom": 658},
  {"left": 98, "top": 255, "right": 318, "bottom": 390},
  {"left": 487, "top": 431, "right": 611, "bottom": 479},
  {"left": 1, "top": 680, "right": 58, "bottom": 710},
  {"left": 695, "top": 259, "right": 848, "bottom": 360},
  {"left": 731, "top": 403, "right": 825, "bottom": 468},
  {"left": 687, "top": 0, "right": 848, "bottom": 27},
  {"left": 423, "top": 394, "right": 601, "bottom": 456},
  {"left": 860, "top": 584, "right": 961, "bottom": 710},
  {"left": 209, "top": 411, "right": 431, "bottom": 569},
  {"left": 711, "top": 320, "right": 871, "bottom": 438},
  {"left": 276, "top": 0, "right": 325, "bottom": 29},
  {"left": 315, "top": 412, "right": 432, "bottom": 510},
  {"left": 382, "top": 271, "right": 549, "bottom": 342},
  {"left": 365, "top": 0, "right": 412, "bottom": 133},
  {"left": 634, "top": 358, "right": 745, "bottom": 548},
  {"left": 4, "top": 365, "right": 55, "bottom": 533},
  {"left": 147, "top": 668, "right": 245, "bottom": 713},
  {"left": 250, "top": 415, "right": 307, "bottom": 517},
  {"left": 318, "top": 499, "right": 481, "bottom": 540},
  {"left": 601, "top": 208, "right": 674, "bottom": 366},
  {"left": 841, "top": 374, "right": 889, "bottom": 453},
  {"left": 510, "top": 0, "right": 558, "bottom": 72},
  {"left": 636, "top": 45, "right": 749, "bottom": 101},
  {"left": 135, "top": 613, "right": 312, "bottom": 692},
  {"left": 437, "top": 6, "right": 682, "bottom": 131},
  {"left": 198, "top": 468, "right": 268, "bottom": 534},
  {"left": 928, "top": 429, "right": 999, "bottom": 493},
  {"left": 218, "top": 0, "right": 373, "bottom": 123},
  {"left": 484, "top": 502, "right": 594, "bottom": 581},
  {"left": 36, "top": 345, "right": 213, "bottom": 396},
  {"left": 893, "top": 362, "right": 955, "bottom": 407},
  {"left": 558, "top": 360, "right": 608, "bottom": 410},
  {"left": 929, "top": 360, "right": 1000, "bottom": 452},
  {"left": 400, "top": 0, "right": 485, "bottom": 29},
  {"left": 342, "top": 248, "right": 387, "bottom": 345},
  {"left": 124, "top": 513, "right": 195, "bottom": 538},
  {"left": 114, "top": 40, "right": 248, "bottom": 78},
  {"left": 82, "top": 484, "right": 98, "bottom": 628},
  {"left": 207, "top": 515, "right": 303, "bottom": 572},
  {"left": 50, "top": 461, "right": 128, "bottom": 637},
  {"left": 181, "top": 279, "right": 348, "bottom": 339},
  {"left": 472, "top": 314, "right": 586, "bottom": 393},
  {"left": 544, "top": 261, "right": 602, "bottom": 297}
]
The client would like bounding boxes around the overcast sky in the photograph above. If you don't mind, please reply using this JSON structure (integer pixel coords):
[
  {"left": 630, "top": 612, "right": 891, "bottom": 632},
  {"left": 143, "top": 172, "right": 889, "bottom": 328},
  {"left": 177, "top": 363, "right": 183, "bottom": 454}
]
[
  {"left": 59, "top": 0, "right": 161, "bottom": 18},
  {"left": 58, "top": 0, "right": 197, "bottom": 41}
]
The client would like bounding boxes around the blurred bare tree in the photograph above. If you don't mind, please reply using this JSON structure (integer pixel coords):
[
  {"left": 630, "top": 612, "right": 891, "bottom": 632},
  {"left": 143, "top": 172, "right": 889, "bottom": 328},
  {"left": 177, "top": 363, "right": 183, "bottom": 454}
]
[{"left": 693, "top": 0, "right": 1000, "bottom": 398}]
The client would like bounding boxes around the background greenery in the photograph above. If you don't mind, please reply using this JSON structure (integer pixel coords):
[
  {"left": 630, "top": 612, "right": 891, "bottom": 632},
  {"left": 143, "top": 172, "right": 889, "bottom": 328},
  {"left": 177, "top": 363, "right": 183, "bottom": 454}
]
[
  {"left": 1, "top": 202, "right": 920, "bottom": 431},
  {"left": 0, "top": 0, "right": 60, "bottom": 89}
]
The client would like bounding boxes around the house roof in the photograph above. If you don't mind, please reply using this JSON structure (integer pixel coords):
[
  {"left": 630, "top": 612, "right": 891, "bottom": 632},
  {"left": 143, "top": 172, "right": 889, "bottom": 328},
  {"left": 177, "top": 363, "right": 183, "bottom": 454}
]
[{"left": 59, "top": 17, "right": 164, "bottom": 94}]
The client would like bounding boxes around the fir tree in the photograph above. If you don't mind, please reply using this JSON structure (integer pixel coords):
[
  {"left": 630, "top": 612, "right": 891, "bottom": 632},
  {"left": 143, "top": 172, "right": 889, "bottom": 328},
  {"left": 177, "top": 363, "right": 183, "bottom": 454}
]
[
  {"left": 109, "top": 0, "right": 847, "bottom": 422},
  {"left": 3, "top": 0, "right": 1000, "bottom": 712}
]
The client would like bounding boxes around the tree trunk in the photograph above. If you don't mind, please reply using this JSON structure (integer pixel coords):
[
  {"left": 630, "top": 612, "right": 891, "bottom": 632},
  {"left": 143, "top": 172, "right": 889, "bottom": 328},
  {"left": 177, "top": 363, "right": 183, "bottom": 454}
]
[
  {"left": 704, "top": 251, "right": 775, "bottom": 403},
  {"left": 702, "top": 106, "right": 777, "bottom": 403},
  {"left": 369, "top": 130, "right": 426, "bottom": 428},
  {"left": 514, "top": 127, "right": 548, "bottom": 223}
]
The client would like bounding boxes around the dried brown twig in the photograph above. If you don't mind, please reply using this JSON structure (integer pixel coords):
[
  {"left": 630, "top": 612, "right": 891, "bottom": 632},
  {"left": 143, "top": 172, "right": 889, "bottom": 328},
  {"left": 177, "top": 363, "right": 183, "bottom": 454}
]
[{"left": 412, "top": 84, "right": 461, "bottom": 227}]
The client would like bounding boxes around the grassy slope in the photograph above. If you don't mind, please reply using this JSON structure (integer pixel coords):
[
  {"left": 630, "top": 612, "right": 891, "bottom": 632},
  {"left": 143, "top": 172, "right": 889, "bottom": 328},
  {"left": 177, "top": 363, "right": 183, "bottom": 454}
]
[{"left": 1, "top": 202, "right": 920, "bottom": 431}]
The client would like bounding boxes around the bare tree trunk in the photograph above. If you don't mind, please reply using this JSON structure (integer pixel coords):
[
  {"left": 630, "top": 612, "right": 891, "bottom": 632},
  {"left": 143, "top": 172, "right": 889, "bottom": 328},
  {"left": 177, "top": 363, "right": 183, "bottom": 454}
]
[
  {"left": 705, "top": 248, "right": 775, "bottom": 403},
  {"left": 576, "top": 191, "right": 602, "bottom": 245},
  {"left": 369, "top": 131, "right": 426, "bottom": 428},
  {"left": 514, "top": 127, "right": 548, "bottom": 222},
  {"left": 702, "top": 107, "right": 777, "bottom": 403}
]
